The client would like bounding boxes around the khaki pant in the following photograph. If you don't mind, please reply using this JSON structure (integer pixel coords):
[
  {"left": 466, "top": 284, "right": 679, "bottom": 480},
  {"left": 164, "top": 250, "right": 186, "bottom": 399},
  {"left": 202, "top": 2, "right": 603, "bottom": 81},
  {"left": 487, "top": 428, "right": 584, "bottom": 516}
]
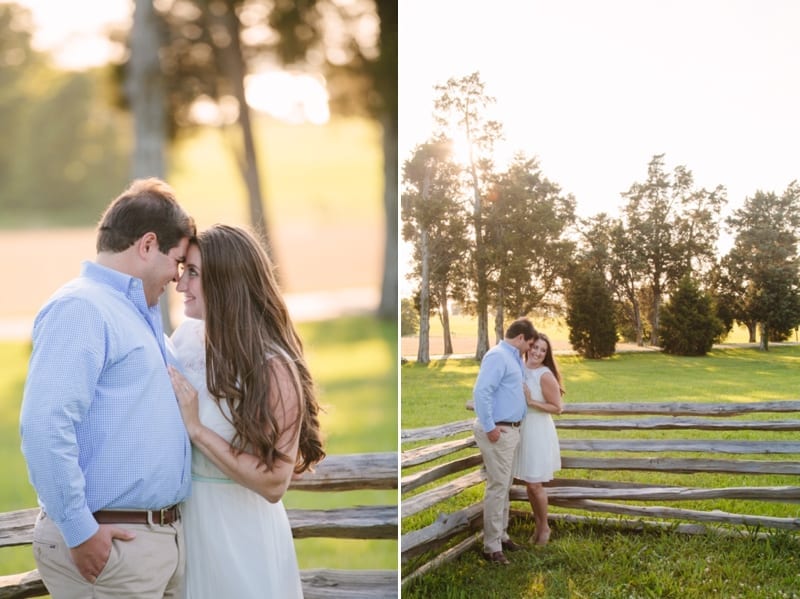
[
  {"left": 474, "top": 421, "right": 521, "bottom": 553},
  {"left": 33, "top": 511, "right": 184, "bottom": 599}
]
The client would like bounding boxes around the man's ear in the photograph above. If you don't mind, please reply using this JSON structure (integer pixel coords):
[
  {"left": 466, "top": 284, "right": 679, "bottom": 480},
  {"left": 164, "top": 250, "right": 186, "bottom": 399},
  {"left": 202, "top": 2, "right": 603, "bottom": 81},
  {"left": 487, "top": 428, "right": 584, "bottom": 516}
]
[{"left": 136, "top": 232, "right": 159, "bottom": 258}]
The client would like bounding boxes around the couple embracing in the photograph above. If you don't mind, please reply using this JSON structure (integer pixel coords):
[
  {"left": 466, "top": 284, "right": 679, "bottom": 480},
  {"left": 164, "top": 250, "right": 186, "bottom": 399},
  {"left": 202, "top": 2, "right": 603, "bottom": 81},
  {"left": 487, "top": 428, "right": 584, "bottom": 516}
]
[
  {"left": 472, "top": 317, "right": 565, "bottom": 565},
  {"left": 20, "top": 178, "right": 324, "bottom": 598}
]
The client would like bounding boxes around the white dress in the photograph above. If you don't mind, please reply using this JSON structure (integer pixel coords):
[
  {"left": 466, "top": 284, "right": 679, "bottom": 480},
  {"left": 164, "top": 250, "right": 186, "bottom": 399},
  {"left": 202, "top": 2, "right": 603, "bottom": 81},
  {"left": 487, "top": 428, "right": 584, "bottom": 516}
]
[
  {"left": 170, "top": 318, "right": 303, "bottom": 599},
  {"left": 513, "top": 366, "right": 561, "bottom": 483}
]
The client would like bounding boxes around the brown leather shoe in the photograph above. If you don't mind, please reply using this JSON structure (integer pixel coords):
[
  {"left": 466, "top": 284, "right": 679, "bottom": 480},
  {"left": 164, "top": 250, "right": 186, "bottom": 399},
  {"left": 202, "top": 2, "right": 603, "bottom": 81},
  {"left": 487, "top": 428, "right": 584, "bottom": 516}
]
[
  {"left": 482, "top": 550, "right": 510, "bottom": 565},
  {"left": 502, "top": 538, "right": 525, "bottom": 552}
]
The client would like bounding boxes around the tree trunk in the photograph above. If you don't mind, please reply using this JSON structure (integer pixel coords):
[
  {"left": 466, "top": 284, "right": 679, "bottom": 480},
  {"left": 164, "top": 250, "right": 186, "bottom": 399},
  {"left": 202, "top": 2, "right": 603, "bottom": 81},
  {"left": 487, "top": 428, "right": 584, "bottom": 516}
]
[
  {"left": 416, "top": 163, "right": 433, "bottom": 364},
  {"left": 439, "top": 288, "right": 453, "bottom": 355},
  {"left": 416, "top": 229, "right": 430, "bottom": 364},
  {"left": 633, "top": 298, "right": 643, "bottom": 346},
  {"left": 377, "top": 111, "right": 397, "bottom": 320},
  {"left": 471, "top": 168, "right": 489, "bottom": 360},
  {"left": 493, "top": 288, "right": 504, "bottom": 344},
  {"left": 127, "top": 0, "right": 172, "bottom": 332},
  {"left": 207, "top": 1, "right": 273, "bottom": 260},
  {"left": 759, "top": 322, "right": 769, "bottom": 351},
  {"left": 650, "top": 285, "right": 661, "bottom": 346},
  {"left": 747, "top": 321, "right": 757, "bottom": 343}
]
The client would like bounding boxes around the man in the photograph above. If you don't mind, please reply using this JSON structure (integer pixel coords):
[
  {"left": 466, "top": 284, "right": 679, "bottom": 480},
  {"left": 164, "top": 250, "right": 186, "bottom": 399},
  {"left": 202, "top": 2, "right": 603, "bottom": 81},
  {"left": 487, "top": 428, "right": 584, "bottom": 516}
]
[
  {"left": 472, "top": 317, "right": 537, "bottom": 565},
  {"left": 20, "top": 178, "right": 196, "bottom": 598}
]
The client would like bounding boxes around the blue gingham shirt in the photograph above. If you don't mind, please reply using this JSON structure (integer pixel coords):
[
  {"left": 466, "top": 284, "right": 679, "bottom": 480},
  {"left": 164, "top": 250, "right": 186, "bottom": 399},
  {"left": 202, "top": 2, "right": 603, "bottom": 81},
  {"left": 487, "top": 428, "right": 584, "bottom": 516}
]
[
  {"left": 20, "top": 261, "right": 191, "bottom": 548},
  {"left": 473, "top": 340, "right": 527, "bottom": 432}
]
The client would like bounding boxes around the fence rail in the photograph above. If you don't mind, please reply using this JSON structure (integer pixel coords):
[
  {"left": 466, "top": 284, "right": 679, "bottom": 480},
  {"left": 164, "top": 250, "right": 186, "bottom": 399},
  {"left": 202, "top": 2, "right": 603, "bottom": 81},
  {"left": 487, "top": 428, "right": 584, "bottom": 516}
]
[
  {"left": 0, "top": 452, "right": 398, "bottom": 599},
  {"left": 400, "top": 401, "right": 800, "bottom": 583}
]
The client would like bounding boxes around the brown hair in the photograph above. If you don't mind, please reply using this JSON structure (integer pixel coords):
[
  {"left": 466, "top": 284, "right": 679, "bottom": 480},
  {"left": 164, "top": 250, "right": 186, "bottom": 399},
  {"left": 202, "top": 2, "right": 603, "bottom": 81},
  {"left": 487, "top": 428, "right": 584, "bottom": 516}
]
[
  {"left": 96, "top": 178, "right": 195, "bottom": 253},
  {"left": 197, "top": 224, "right": 324, "bottom": 473},
  {"left": 530, "top": 332, "right": 565, "bottom": 396},
  {"left": 505, "top": 317, "right": 537, "bottom": 341}
]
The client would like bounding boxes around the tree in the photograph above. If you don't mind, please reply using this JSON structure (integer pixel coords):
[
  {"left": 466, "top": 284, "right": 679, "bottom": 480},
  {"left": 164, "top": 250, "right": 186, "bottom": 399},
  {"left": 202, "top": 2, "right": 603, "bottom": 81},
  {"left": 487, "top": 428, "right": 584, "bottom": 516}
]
[
  {"left": 401, "top": 139, "right": 468, "bottom": 363},
  {"left": 659, "top": 276, "right": 724, "bottom": 356},
  {"left": 483, "top": 154, "right": 576, "bottom": 340},
  {"left": 724, "top": 183, "right": 800, "bottom": 350},
  {"left": 620, "top": 154, "right": 726, "bottom": 345},
  {"left": 433, "top": 72, "right": 503, "bottom": 359},
  {"left": 267, "top": 0, "right": 398, "bottom": 319},
  {"left": 0, "top": 3, "right": 129, "bottom": 226},
  {"left": 400, "top": 298, "right": 419, "bottom": 336},
  {"left": 566, "top": 264, "right": 617, "bottom": 358},
  {"left": 128, "top": 0, "right": 167, "bottom": 180},
  {"left": 606, "top": 218, "right": 648, "bottom": 345}
]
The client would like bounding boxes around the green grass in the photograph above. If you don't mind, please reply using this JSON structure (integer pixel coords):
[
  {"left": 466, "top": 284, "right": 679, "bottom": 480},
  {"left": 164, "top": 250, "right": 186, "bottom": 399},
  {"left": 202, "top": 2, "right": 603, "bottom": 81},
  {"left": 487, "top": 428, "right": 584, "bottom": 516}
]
[
  {"left": 401, "top": 346, "right": 800, "bottom": 597},
  {"left": 169, "top": 115, "right": 383, "bottom": 229},
  {"left": 0, "top": 315, "right": 397, "bottom": 577},
  {"left": 403, "top": 519, "right": 800, "bottom": 599}
]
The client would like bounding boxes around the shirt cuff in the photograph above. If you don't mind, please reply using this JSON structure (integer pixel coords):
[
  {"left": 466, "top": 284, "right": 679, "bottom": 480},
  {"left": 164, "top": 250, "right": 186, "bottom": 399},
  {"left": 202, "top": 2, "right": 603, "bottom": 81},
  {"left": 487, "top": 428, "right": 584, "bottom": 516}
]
[{"left": 58, "top": 508, "right": 100, "bottom": 548}]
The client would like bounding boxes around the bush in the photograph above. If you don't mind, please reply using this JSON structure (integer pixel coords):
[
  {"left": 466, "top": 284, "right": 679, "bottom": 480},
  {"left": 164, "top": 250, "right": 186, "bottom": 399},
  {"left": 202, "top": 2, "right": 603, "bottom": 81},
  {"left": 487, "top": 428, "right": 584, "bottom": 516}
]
[
  {"left": 659, "top": 276, "right": 725, "bottom": 355},
  {"left": 566, "top": 268, "right": 617, "bottom": 358}
]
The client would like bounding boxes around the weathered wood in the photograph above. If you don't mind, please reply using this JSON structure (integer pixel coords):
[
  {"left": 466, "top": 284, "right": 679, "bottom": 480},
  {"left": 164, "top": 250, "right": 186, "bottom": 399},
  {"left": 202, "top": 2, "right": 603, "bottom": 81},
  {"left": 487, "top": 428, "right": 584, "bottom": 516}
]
[
  {"left": 0, "top": 570, "right": 45, "bottom": 599},
  {"left": 289, "top": 452, "right": 398, "bottom": 491},
  {"left": 560, "top": 456, "right": 800, "bottom": 475},
  {"left": 510, "top": 484, "right": 800, "bottom": 502},
  {"left": 0, "top": 506, "right": 397, "bottom": 546},
  {"left": 402, "top": 532, "right": 481, "bottom": 587},
  {"left": 0, "top": 568, "right": 398, "bottom": 599},
  {"left": 544, "top": 499, "right": 800, "bottom": 531},
  {"left": 512, "top": 511, "right": 775, "bottom": 540},
  {"left": 402, "top": 470, "right": 484, "bottom": 518},
  {"left": 461, "top": 400, "right": 800, "bottom": 416},
  {"left": 400, "top": 504, "right": 483, "bottom": 561},
  {"left": 401, "top": 436, "right": 476, "bottom": 468},
  {"left": 300, "top": 569, "right": 397, "bottom": 598},
  {"left": 556, "top": 417, "right": 800, "bottom": 431},
  {"left": 0, "top": 452, "right": 399, "bottom": 599},
  {"left": 401, "top": 454, "right": 482, "bottom": 494},
  {"left": 0, "top": 509, "right": 38, "bottom": 548},
  {"left": 562, "top": 400, "right": 800, "bottom": 416},
  {"left": 559, "top": 438, "right": 800, "bottom": 455},
  {"left": 289, "top": 506, "right": 397, "bottom": 539},
  {"left": 401, "top": 420, "right": 473, "bottom": 444}
]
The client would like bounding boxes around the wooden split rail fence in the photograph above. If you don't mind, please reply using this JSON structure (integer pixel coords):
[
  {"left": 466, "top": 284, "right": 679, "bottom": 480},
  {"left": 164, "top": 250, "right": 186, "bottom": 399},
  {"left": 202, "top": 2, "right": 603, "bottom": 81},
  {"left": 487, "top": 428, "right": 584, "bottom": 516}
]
[
  {"left": 0, "top": 452, "right": 398, "bottom": 599},
  {"left": 401, "top": 401, "right": 800, "bottom": 582}
]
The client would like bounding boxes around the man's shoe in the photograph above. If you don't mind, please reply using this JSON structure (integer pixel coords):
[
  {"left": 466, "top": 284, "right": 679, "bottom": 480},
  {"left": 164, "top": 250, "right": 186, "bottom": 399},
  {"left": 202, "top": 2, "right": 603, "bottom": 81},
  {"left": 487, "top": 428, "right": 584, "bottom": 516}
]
[
  {"left": 482, "top": 550, "right": 510, "bottom": 565},
  {"left": 501, "top": 538, "right": 525, "bottom": 552}
]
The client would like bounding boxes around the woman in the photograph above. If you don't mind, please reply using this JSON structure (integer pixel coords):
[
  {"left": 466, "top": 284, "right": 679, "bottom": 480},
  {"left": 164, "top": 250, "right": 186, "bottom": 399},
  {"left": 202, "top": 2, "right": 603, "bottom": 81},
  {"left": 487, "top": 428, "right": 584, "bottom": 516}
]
[
  {"left": 513, "top": 332, "right": 564, "bottom": 546},
  {"left": 167, "top": 224, "right": 325, "bottom": 598}
]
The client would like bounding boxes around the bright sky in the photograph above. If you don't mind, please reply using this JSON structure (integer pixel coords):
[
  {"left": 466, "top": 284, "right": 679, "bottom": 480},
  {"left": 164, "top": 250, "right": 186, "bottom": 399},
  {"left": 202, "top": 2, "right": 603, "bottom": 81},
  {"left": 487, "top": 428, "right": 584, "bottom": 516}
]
[
  {"left": 18, "top": 0, "right": 329, "bottom": 123},
  {"left": 20, "top": 0, "right": 131, "bottom": 68},
  {"left": 399, "top": 0, "right": 800, "bottom": 219}
]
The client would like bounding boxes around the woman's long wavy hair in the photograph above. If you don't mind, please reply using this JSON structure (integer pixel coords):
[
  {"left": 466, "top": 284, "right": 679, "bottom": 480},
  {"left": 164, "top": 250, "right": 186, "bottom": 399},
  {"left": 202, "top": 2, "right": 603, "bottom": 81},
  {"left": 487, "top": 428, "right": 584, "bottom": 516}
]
[
  {"left": 532, "top": 333, "right": 566, "bottom": 396},
  {"left": 197, "top": 224, "right": 324, "bottom": 473}
]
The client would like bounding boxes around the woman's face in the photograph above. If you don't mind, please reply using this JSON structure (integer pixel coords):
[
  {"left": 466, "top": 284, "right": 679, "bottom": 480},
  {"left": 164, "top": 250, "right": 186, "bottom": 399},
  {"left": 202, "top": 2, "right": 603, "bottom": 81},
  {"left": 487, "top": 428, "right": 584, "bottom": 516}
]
[
  {"left": 526, "top": 338, "right": 549, "bottom": 367},
  {"left": 176, "top": 244, "right": 206, "bottom": 320}
]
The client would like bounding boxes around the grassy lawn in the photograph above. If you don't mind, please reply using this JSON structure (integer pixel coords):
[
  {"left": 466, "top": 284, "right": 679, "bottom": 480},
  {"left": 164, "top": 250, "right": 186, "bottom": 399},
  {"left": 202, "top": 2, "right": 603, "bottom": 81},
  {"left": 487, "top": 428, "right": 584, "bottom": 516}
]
[
  {"left": 0, "top": 314, "right": 397, "bottom": 577},
  {"left": 401, "top": 346, "right": 800, "bottom": 597}
]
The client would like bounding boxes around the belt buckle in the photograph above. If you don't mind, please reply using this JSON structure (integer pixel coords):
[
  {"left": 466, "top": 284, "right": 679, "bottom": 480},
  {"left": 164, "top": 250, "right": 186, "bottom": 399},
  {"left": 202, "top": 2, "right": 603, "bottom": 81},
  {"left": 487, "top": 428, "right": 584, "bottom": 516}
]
[{"left": 146, "top": 508, "right": 169, "bottom": 526}]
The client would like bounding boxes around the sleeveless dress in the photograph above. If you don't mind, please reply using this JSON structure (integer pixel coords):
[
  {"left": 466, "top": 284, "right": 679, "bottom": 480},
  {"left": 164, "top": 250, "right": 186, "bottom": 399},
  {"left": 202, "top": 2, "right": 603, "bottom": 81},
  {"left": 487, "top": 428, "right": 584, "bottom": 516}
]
[
  {"left": 170, "top": 318, "right": 303, "bottom": 599},
  {"left": 513, "top": 366, "right": 561, "bottom": 483}
]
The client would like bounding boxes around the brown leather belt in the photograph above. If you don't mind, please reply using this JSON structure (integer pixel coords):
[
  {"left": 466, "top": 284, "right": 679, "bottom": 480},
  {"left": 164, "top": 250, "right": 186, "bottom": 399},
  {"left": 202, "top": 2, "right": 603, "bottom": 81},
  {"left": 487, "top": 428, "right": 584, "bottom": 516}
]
[
  {"left": 496, "top": 421, "right": 521, "bottom": 428},
  {"left": 93, "top": 505, "right": 180, "bottom": 526}
]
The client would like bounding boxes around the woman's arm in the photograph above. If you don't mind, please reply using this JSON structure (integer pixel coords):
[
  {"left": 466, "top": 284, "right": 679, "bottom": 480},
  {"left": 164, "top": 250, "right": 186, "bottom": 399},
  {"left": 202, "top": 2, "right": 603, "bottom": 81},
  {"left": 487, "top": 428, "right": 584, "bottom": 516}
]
[
  {"left": 169, "top": 359, "right": 301, "bottom": 503},
  {"left": 528, "top": 371, "right": 564, "bottom": 415}
]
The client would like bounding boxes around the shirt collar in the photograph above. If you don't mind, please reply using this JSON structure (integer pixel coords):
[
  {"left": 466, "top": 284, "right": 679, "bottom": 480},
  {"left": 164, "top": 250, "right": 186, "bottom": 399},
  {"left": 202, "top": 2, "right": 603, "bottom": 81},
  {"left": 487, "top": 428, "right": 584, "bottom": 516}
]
[
  {"left": 499, "top": 339, "right": 520, "bottom": 356},
  {"left": 80, "top": 260, "right": 148, "bottom": 309}
]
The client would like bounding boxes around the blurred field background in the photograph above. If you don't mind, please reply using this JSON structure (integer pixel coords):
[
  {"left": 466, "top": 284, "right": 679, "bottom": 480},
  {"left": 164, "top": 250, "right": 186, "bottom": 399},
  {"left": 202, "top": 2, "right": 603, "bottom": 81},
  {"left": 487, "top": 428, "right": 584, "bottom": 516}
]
[{"left": 0, "top": 114, "right": 398, "bottom": 576}]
